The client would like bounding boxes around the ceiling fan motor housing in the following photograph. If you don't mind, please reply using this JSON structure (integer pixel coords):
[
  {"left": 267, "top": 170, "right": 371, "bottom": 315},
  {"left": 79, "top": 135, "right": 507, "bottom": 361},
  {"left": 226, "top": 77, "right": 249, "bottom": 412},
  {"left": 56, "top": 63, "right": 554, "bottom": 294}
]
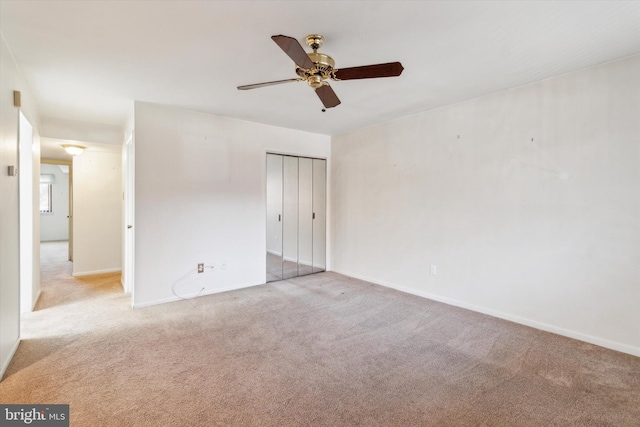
[
  {"left": 308, "top": 52, "right": 335, "bottom": 71},
  {"left": 296, "top": 52, "right": 336, "bottom": 88}
]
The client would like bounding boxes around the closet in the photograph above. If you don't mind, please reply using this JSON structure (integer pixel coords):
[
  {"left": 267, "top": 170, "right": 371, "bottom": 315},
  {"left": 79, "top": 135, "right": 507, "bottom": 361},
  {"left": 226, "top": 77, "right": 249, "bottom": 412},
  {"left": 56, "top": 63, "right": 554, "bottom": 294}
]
[{"left": 266, "top": 153, "right": 326, "bottom": 282}]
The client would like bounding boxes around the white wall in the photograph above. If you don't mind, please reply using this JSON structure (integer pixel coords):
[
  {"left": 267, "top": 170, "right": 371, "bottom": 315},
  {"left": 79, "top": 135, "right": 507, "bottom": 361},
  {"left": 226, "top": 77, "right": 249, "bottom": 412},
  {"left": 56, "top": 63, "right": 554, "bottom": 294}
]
[
  {"left": 40, "top": 163, "right": 69, "bottom": 241},
  {"left": 0, "top": 35, "right": 40, "bottom": 379},
  {"left": 133, "top": 102, "right": 331, "bottom": 307},
  {"left": 331, "top": 55, "right": 640, "bottom": 356},
  {"left": 72, "top": 146, "right": 123, "bottom": 276}
]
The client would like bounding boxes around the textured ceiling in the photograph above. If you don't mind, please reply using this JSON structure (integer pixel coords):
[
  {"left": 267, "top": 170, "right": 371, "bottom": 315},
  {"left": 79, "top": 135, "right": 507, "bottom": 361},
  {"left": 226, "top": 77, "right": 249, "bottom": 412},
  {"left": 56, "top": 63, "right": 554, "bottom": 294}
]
[{"left": 2, "top": 0, "right": 639, "bottom": 142}]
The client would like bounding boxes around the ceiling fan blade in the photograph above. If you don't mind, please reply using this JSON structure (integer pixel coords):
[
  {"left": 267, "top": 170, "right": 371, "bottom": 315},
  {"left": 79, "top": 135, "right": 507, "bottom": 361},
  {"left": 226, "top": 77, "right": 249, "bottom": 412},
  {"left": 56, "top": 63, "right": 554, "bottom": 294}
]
[
  {"left": 271, "top": 35, "right": 314, "bottom": 69},
  {"left": 333, "top": 62, "right": 404, "bottom": 80},
  {"left": 237, "top": 78, "right": 300, "bottom": 90},
  {"left": 315, "top": 84, "right": 341, "bottom": 109}
]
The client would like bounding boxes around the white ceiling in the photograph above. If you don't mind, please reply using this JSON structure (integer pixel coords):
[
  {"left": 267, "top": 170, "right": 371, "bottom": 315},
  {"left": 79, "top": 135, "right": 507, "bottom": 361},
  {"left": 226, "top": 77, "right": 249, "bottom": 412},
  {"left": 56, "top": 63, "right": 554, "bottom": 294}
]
[{"left": 2, "top": 1, "right": 639, "bottom": 141}]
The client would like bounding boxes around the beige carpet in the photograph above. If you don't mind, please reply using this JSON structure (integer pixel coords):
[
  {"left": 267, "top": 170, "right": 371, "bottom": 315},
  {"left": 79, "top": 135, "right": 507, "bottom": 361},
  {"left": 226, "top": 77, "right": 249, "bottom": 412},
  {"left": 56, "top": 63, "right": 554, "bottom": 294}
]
[{"left": 1, "top": 242, "right": 639, "bottom": 426}]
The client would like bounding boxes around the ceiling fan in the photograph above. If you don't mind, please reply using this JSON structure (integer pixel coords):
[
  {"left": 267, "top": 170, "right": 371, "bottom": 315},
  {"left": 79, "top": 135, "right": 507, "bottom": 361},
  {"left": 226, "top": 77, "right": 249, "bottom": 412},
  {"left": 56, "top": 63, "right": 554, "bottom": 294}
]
[{"left": 237, "top": 34, "right": 404, "bottom": 110}]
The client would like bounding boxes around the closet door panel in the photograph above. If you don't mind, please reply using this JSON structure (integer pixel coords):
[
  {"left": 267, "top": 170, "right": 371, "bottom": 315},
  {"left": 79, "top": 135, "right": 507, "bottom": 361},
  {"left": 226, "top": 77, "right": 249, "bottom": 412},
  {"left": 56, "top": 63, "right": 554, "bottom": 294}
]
[
  {"left": 266, "top": 154, "right": 283, "bottom": 282},
  {"left": 298, "top": 158, "right": 313, "bottom": 276},
  {"left": 282, "top": 156, "right": 299, "bottom": 279},
  {"left": 312, "top": 159, "right": 326, "bottom": 272}
]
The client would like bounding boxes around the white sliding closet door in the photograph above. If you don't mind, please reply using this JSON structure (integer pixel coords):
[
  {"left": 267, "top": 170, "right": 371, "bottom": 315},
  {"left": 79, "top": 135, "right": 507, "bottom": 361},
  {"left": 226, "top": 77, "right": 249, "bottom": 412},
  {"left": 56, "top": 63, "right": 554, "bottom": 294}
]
[{"left": 266, "top": 154, "right": 326, "bottom": 282}]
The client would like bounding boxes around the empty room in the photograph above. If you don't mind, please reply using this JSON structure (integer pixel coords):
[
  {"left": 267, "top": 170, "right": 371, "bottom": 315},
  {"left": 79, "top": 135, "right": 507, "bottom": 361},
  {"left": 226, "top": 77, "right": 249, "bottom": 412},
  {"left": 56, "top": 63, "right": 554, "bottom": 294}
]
[{"left": 0, "top": 1, "right": 638, "bottom": 426}]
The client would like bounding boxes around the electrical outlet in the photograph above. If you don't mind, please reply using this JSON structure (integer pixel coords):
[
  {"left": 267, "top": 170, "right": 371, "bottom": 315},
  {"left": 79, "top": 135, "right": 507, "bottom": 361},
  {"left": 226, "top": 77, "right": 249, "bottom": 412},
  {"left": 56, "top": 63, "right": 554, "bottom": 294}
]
[
  {"left": 197, "top": 263, "right": 204, "bottom": 273},
  {"left": 430, "top": 265, "right": 437, "bottom": 276}
]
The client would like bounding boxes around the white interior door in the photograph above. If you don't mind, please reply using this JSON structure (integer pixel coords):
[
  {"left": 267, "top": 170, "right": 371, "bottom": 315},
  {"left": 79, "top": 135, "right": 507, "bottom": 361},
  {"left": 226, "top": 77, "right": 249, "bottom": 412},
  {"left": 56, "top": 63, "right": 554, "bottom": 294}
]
[
  {"left": 18, "top": 111, "right": 34, "bottom": 313},
  {"left": 123, "top": 133, "right": 135, "bottom": 296},
  {"left": 68, "top": 162, "right": 73, "bottom": 261}
]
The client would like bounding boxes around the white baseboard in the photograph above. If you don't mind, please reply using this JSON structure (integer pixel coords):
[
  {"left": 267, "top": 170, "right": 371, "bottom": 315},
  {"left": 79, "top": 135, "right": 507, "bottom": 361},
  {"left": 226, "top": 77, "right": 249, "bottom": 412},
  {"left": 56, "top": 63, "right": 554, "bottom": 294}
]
[
  {"left": 32, "top": 289, "right": 42, "bottom": 311},
  {"left": 335, "top": 269, "right": 640, "bottom": 358},
  {"left": 0, "top": 339, "right": 21, "bottom": 381},
  {"left": 132, "top": 282, "right": 263, "bottom": 308},
  {"left": 267, "top": 249, "right": 282, "bottom": 256},
  {"left": 72, "top": 268, "right": 122, "bottom": 277}
]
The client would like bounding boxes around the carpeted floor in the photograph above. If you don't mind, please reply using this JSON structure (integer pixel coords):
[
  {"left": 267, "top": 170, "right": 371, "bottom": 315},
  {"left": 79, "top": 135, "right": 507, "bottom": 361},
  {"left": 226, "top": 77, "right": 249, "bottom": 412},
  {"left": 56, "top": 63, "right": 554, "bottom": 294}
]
[{"left": 1, "top": 242, "right": 639, "bottom": 426}]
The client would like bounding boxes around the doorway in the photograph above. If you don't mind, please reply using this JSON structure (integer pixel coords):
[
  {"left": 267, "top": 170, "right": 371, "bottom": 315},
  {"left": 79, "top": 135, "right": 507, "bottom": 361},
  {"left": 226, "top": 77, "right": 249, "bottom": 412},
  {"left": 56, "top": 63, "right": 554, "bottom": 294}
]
[
  {"left": 266, "top": 153, "right": 326, "bottom": 282},
  {"left": 39, "top": 158, "right": 73, "bottom": 297},
  {"left": 40, "top": 159, "right": 72, "bottom": 261}
]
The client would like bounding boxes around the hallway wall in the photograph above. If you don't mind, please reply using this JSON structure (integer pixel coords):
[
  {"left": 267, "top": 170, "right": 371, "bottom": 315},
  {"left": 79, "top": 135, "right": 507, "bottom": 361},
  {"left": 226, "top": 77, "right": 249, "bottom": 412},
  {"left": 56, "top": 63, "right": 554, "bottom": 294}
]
[
  {"left": 73, "top": 147, "right": 123, "bottom": 276},
  {"left": 0, "top": 35, "right": 40, "bottom": 379}
]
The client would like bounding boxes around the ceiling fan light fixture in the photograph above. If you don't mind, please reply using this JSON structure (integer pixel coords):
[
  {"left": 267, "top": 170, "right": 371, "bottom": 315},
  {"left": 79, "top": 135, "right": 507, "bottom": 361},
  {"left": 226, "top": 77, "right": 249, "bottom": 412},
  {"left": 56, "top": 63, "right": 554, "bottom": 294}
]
[
  {"left": 62, "top": 144, "right": 86, "bottom": 155},
  {"left": 308, "top": 75, "right": 325, "bottom": 89}
]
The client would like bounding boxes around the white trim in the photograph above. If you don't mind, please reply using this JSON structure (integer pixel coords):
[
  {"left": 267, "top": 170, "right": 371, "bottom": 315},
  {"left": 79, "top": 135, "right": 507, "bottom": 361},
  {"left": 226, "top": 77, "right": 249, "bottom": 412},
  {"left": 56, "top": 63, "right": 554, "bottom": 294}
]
[
  {"left": 31, "top": 289, "right": 42, "bottom": 311},
  {"left": 266, "top": 249, "right": 282, "bottom": 256},
  {"left": 0, "top": 339, "right": 21, "bottom": 381},
  {"left": 335, "top": 269, "right": 640, "bottom": 358},
  {"left": 132, "top": 282, "right": 263, "bottom": 308},
  {"left": 72, "top": 268, "right": 122, "bottom": 277}
]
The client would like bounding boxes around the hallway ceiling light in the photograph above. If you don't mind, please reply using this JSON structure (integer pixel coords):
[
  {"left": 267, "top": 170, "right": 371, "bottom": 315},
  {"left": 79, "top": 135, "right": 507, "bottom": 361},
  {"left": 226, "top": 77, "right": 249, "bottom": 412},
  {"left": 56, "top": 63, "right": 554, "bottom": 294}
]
[{"left": 62, "top": 144, "right": 86, "bottom": 155}]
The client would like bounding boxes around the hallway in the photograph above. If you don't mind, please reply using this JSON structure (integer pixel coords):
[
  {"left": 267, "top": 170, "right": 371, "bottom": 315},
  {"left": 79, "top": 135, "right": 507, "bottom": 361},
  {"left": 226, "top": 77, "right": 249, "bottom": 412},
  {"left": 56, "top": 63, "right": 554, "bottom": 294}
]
[
  {"left": 40, "top": 240, "right": 70, "bottom": 279},
  {"left": 20, "top": 241, "right": 124, "bottom": 340},
  {"left": 37, "top": 241, "right": 121, "bottom": 311}
]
